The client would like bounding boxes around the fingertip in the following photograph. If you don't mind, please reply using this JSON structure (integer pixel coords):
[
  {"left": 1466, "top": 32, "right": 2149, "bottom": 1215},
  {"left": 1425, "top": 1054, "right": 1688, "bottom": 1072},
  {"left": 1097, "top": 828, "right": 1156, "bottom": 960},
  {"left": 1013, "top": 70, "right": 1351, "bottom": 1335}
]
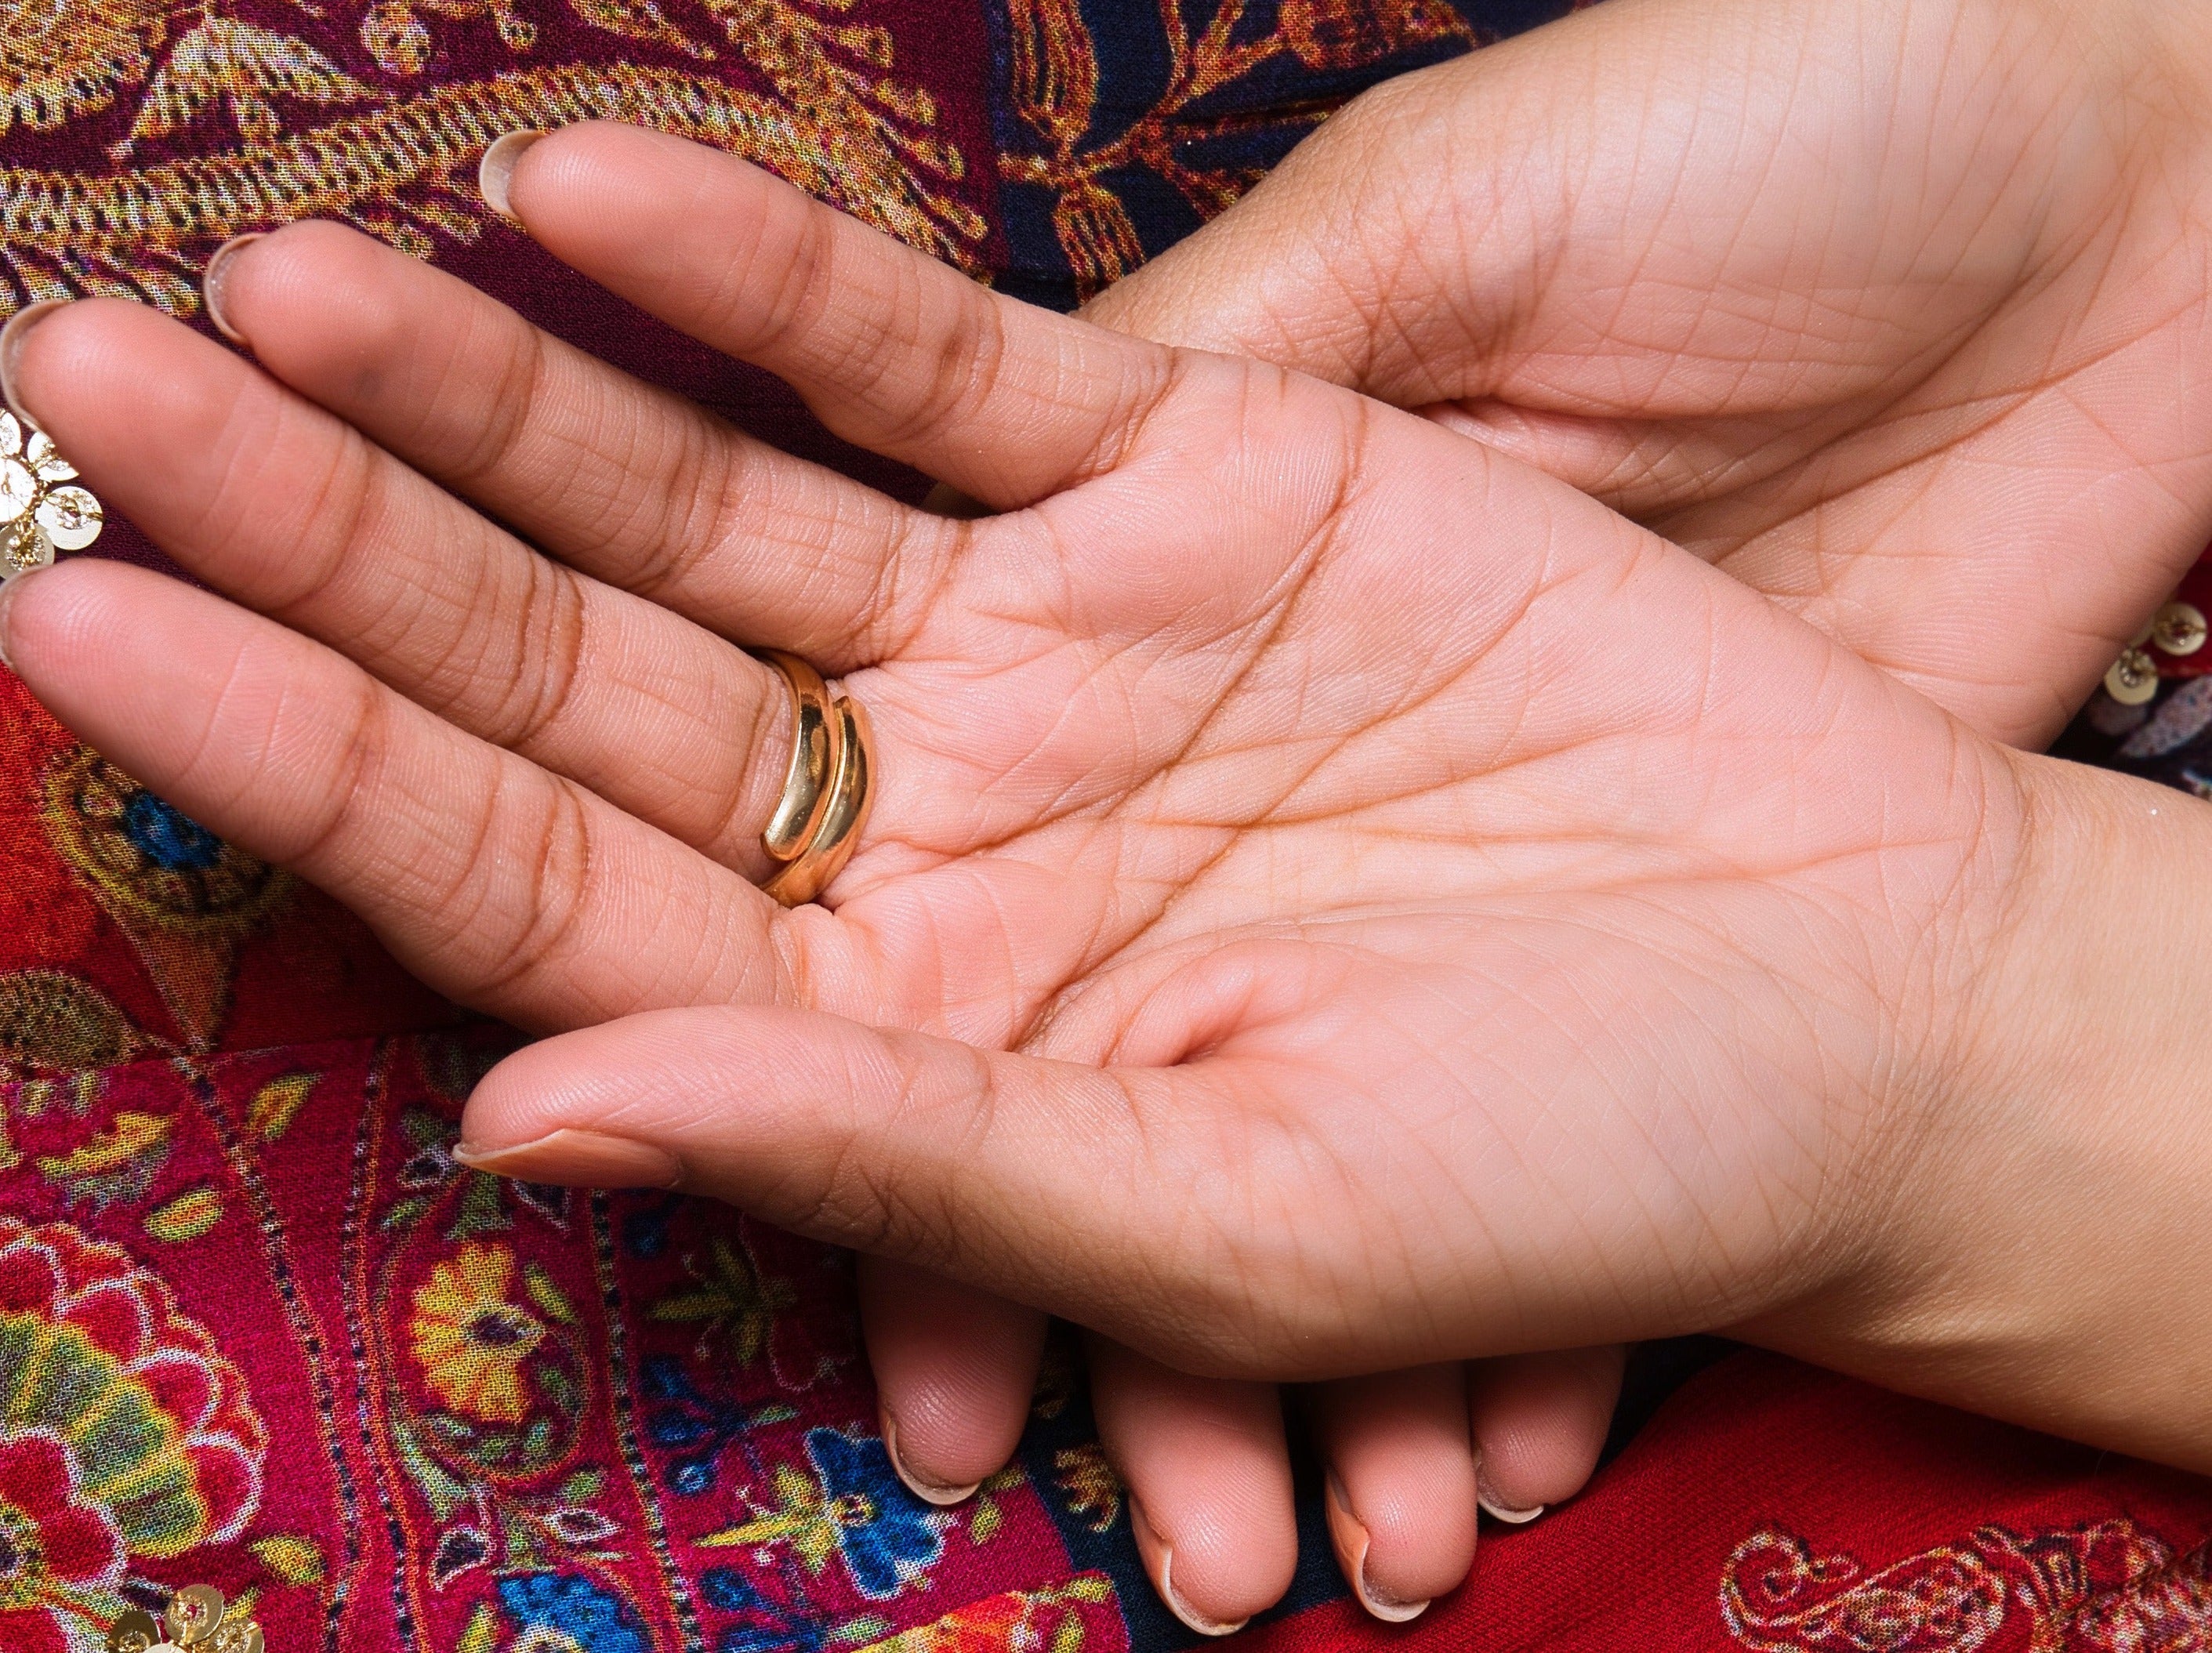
[
  {"left": 479, "top": 129, "right": 546, "bottom": 220},
  {"left": 1307, "top": 1366, "right": 1477, "bottom": 1615},
  {"left": 1322, "top": 1474, "right": 1431, "bottom": 1623},
  {"left": 861, "top": 1259, "right": 1044, "bottom": 1502},
  {"left": 1469, "top": 1346, "right": 1626, "bottom": 1514},
  {"left": 1, "top": 556, "right": 155, "bottom": 687},
  {"left": 882, "top": 1413, "right": 981, "bottom": 1507},
  {"left": 1129, "top": 1497, "right": 1251, "bottom": 1638},
  {"left": 0, "top": 299, "right": 73, "bottom": 429},
  {"left": 201, "top": 234, "right": 267, "bottom": 346},
  {"left": 1090, "top": 1343, "right": 1294, "bottom": 1633}
]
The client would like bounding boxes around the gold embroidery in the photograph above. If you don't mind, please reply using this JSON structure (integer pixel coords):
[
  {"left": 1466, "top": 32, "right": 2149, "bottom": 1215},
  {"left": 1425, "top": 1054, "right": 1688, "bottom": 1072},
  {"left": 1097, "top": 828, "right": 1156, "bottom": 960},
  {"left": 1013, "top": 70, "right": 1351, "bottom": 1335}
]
[
  {"left": 1721, "top": 1519, "right": 2212, "bottom": 1652},
  {"left": 1, "top": 0, "right": 985, "bottom": 322},
  {"left": 1000, "top": 0, "right": 1474, "bottom": 295}
]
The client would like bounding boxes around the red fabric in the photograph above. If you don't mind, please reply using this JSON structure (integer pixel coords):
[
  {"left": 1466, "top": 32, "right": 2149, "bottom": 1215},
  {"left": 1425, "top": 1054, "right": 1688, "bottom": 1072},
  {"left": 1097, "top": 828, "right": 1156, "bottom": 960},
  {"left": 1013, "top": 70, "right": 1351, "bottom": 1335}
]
[
  {"left": 1242, "top": 1353, "right": 2212, "bottom": 1650},
  {"left": 7, "top": 0, "right": 2212, "bottom": 1648}
]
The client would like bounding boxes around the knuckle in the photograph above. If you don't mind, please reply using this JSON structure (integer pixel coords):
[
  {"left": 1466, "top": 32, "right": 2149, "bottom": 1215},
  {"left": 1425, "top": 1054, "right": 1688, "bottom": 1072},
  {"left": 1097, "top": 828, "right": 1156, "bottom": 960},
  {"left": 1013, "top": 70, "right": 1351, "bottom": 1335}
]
[
  {"left": 469, "top": 775, "right": 599, "bottom": 998},
  {"left": 477, "top": 558, "right": 590, "bottom": 753},
  {"left": 426, "top": 306, "right": 551, "bottom": 488}
]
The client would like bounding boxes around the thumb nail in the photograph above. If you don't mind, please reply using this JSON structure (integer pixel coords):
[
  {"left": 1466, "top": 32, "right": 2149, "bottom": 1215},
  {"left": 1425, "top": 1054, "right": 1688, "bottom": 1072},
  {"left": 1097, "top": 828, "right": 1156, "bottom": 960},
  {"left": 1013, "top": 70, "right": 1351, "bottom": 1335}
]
[{"left": 453, "top": 1128, "right": 684, "bottom": 1188}]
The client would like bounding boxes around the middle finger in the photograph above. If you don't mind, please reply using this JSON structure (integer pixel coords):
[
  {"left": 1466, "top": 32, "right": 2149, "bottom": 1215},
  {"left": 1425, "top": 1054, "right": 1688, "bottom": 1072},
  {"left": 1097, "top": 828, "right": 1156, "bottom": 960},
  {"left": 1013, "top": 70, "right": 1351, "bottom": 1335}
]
[{"left": 201, "top": 220, "right": 956, "bottom": 668}]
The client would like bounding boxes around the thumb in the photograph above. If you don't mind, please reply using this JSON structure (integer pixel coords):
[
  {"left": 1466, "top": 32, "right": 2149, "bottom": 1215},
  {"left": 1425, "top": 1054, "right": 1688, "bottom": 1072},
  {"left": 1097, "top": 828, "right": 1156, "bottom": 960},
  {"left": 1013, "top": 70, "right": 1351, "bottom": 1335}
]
[
  {"left": 1076, "top": 7, "right": 1626, "bottom": 408},
  {"left": 453, "top": 1005, "right": 1253, "bottom": 1359}
]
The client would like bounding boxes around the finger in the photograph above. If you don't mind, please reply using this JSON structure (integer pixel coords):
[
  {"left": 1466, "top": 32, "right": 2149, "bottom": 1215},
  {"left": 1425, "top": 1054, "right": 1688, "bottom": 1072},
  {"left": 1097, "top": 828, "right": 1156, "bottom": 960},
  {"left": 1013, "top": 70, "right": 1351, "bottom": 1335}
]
[
  {"left": 1468, "top": 1346, "right": 1626, "bottom": 1518},
  {"left": 4, "top": 296, "right": 798, "bottom": 879},
  {"left": 498, "top": 123, "right": 1176, "bottom": 509},
  {"left": 1307, "top": 1366, "right": 1478, "bottom": 1622},
  {"left": 1088, "top": 1339, "right": 1296, "bottom": 1638},
  {"left": 202, "top": 222, "right": 957, "bottom": 665},
  {"left": 0, "top": 560, "right": 788, "bottom": 1032},
  {"left": 455, "top": 1004, "right": 1272, "bottom": 1358},
  {"left": 858, "top": 1257, "right": 1048, "bottom": 1504}
]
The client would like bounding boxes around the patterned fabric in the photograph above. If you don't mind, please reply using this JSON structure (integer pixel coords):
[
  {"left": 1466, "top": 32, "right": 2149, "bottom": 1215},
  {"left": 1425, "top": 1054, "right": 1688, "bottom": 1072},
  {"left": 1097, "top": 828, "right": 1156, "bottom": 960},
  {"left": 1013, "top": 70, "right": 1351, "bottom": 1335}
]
[{"left": 5, "top": 0, "right": 2212, "bottom": 1649}]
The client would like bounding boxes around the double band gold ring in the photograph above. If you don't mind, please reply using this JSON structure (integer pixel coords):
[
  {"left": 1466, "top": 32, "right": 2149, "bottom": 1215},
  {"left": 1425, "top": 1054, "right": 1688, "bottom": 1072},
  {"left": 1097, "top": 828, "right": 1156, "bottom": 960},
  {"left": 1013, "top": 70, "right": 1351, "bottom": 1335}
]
[{"left": 755, "top": 650, "right": 876, "bottom": 908}]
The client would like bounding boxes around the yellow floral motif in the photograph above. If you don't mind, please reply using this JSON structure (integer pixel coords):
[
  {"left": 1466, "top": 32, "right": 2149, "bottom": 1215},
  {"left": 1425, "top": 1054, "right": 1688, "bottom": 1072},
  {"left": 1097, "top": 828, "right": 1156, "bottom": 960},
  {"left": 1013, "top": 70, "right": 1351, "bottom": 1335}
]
[
  {"left": 1052, "top": 1443, "right": 1121, "bottom": 1534},
  {"left": 409, "top": 1241, "right": 549, "bottom": 1426}
]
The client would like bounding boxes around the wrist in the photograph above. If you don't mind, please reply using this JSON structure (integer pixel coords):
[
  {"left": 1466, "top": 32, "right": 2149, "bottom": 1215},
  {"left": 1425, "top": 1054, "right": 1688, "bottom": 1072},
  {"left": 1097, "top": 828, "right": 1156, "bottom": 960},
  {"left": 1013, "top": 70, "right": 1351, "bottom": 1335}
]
[{"left": 1751, "top": 749, "right": 2212, "bottom": 1470}]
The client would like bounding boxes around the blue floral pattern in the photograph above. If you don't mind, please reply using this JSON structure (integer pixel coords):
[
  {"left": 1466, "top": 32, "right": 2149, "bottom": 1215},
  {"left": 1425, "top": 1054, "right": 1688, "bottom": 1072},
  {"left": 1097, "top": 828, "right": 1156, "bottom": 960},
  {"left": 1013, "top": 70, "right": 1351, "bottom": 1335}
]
[{"left": 807, "top": 1428, "right": 946, "bottom": 1599}]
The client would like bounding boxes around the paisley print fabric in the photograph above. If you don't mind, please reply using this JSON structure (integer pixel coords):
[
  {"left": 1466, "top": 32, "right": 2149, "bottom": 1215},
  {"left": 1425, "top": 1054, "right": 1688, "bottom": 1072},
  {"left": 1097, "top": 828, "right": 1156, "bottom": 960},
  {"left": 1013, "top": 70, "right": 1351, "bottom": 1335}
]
[{"left": 6, "top": 0, "right": 2212, "bottom": 1648}]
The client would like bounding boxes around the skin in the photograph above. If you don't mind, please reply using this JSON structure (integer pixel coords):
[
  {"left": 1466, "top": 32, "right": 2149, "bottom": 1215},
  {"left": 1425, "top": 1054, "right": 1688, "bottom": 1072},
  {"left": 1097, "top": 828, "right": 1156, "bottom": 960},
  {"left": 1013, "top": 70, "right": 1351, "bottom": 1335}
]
[
  {"left": 883, "top": 0, "right": 2212, "bottom": 1618},
  {"left": 0, "top": 0, "right": 2207, "bottom": 1626}
]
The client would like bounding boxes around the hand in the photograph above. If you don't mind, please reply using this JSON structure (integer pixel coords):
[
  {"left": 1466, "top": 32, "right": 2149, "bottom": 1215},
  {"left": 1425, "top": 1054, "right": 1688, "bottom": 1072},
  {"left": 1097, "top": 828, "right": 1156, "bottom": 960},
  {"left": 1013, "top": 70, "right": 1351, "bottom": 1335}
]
[
  {"left": 1090, "top": 0, "right": 2212, "bottom": 752},
  {"left": 10, "top": 118, "right": 2202, "bottom": 1636},
  {"left": 1045, "top": 0, "right": 2212, "bottom": 1608}
]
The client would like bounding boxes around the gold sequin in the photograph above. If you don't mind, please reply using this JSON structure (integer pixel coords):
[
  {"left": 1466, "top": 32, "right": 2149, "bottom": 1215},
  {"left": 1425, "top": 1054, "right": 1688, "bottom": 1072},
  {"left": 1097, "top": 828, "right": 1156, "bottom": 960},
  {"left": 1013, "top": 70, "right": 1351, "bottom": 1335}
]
[
  {"left": 0, "top": 412, "right": 98, "bottom": 580},
  {"left": 109, "top": 1586, "right": 265, "bottom": 1653},
  {"left": 2105, "top": 646, "right": 2161, "bottom": 706},
  {"left": 2153, "top": 601, "right": 2207, "bottom": 657}
]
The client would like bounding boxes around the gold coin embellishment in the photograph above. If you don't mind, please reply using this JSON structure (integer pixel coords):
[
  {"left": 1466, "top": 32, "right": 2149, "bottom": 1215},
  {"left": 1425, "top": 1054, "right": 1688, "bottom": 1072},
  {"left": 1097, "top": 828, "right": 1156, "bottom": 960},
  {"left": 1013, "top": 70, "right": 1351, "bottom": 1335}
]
[
  {"left": 2153, "top": 601, "right": 2208, "bottom": 657},
  {"left": 109, "top": 1610, "right": 165, "bottom": 1653},
  {"left": 2105, "top": 646, "right": 2161, "bottom": 705},
  {"left": 0, "top": 419, "right": 100, "bottom": 580},
  {"left": 38, "top": 485, "right": 103, "bottom": 551},
  {"left": 2, "top": 518, "right": 53, "bottom": 579},
  {"left": 164, "top": 1584, "right": 228, "bottom": 1647},
  {"left": 25, "top": 428, "right": 75, "bottom": 483},
  {"left": 0, "top": 458, "right": 33, "bottom": 522}
]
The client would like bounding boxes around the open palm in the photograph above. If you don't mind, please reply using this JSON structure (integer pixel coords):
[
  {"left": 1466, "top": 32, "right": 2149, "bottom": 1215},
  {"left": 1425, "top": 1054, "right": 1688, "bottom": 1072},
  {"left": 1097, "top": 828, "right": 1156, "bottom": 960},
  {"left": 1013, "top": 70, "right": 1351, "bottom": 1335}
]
[
  {"left": 0, "top": 110, "right": 2077, "bottom": 1630},
  {"left": 2, "top": 120, "right": 2025, "bottom": 1427}
]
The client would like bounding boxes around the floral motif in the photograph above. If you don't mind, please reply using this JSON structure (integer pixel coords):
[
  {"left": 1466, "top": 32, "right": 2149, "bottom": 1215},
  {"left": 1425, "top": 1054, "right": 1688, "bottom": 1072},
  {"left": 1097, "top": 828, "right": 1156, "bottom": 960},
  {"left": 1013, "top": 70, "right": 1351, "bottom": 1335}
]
[
  {"left": 704, "top": 1430, "right": 946, "bottom": 1600},
  {"left": 498, "top": 1571, "right": 655, "bottom": 1653},
  {"left": 0, "top": 1436, "right": 124, "bottom": 1653},
  {"left": 1053, "top": 1445, "right": 1121, "bottom": 1534},
  {"left": 0, "top": 413, "right": 100, "bottom": 582},
  {"left": 1721, "top": 1519, "right": 2212, "bottom": 1652},
  {"left": 0, "top": 1217, "right": 266, "bottom": 1556},
  {"left": 0, "top": 1218, "right": 264, "bottom": 1651},
  {"left": 410, "top": 1241, "right": 553, "bottom": 1427},
  {"left": 850, "top": 1579, "right": 1117, "bottom": 1653},
  {"left": 997, "top": 0, "right": 1476, "bottom": 298},
  {"left": 42, "top": 752, "right": 288, "bottom": 941}
]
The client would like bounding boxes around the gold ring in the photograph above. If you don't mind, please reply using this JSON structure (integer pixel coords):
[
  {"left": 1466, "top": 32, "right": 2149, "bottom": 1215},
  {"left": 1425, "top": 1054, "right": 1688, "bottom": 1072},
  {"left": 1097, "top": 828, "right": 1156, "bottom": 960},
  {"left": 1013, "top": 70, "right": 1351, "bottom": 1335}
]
[
  {"left": 756, "top": 654, "right": 876, "bottom": 908},
  {"left": 756, "top": 650, "right": 840, "bottom": 862}
]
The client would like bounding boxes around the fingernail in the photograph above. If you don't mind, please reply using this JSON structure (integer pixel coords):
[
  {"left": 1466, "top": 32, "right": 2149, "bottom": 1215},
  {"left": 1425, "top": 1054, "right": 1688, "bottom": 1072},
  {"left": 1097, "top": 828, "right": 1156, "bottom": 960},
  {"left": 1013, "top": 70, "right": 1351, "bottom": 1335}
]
[
  {"left": 1475, "top": 1463, "right": 1544, "bottom": 1525},
  {"left": 1323, "top": 1474, "right": 1430, "bottom": 1623},
  {"left": 881, "top": 1412, "right": 981, "bottom": 1507},
  {"left": 452, "top": 1129, "right": 684, "bottom": 1188},
  {"left": 201, "top": 234, "right": 267, "bottom": 346},
  {"left": 1128, "top": 1496, "right": 1248, "bottom": 1638},
  {"left": 0, "top": 567, "right": 29, "bottom": 671},
  {"left": 479, "top": 130, "right": 546, "bottom": 220},
  {"left": 0, "top": 301, "right": 71, "bottom": 430}
]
